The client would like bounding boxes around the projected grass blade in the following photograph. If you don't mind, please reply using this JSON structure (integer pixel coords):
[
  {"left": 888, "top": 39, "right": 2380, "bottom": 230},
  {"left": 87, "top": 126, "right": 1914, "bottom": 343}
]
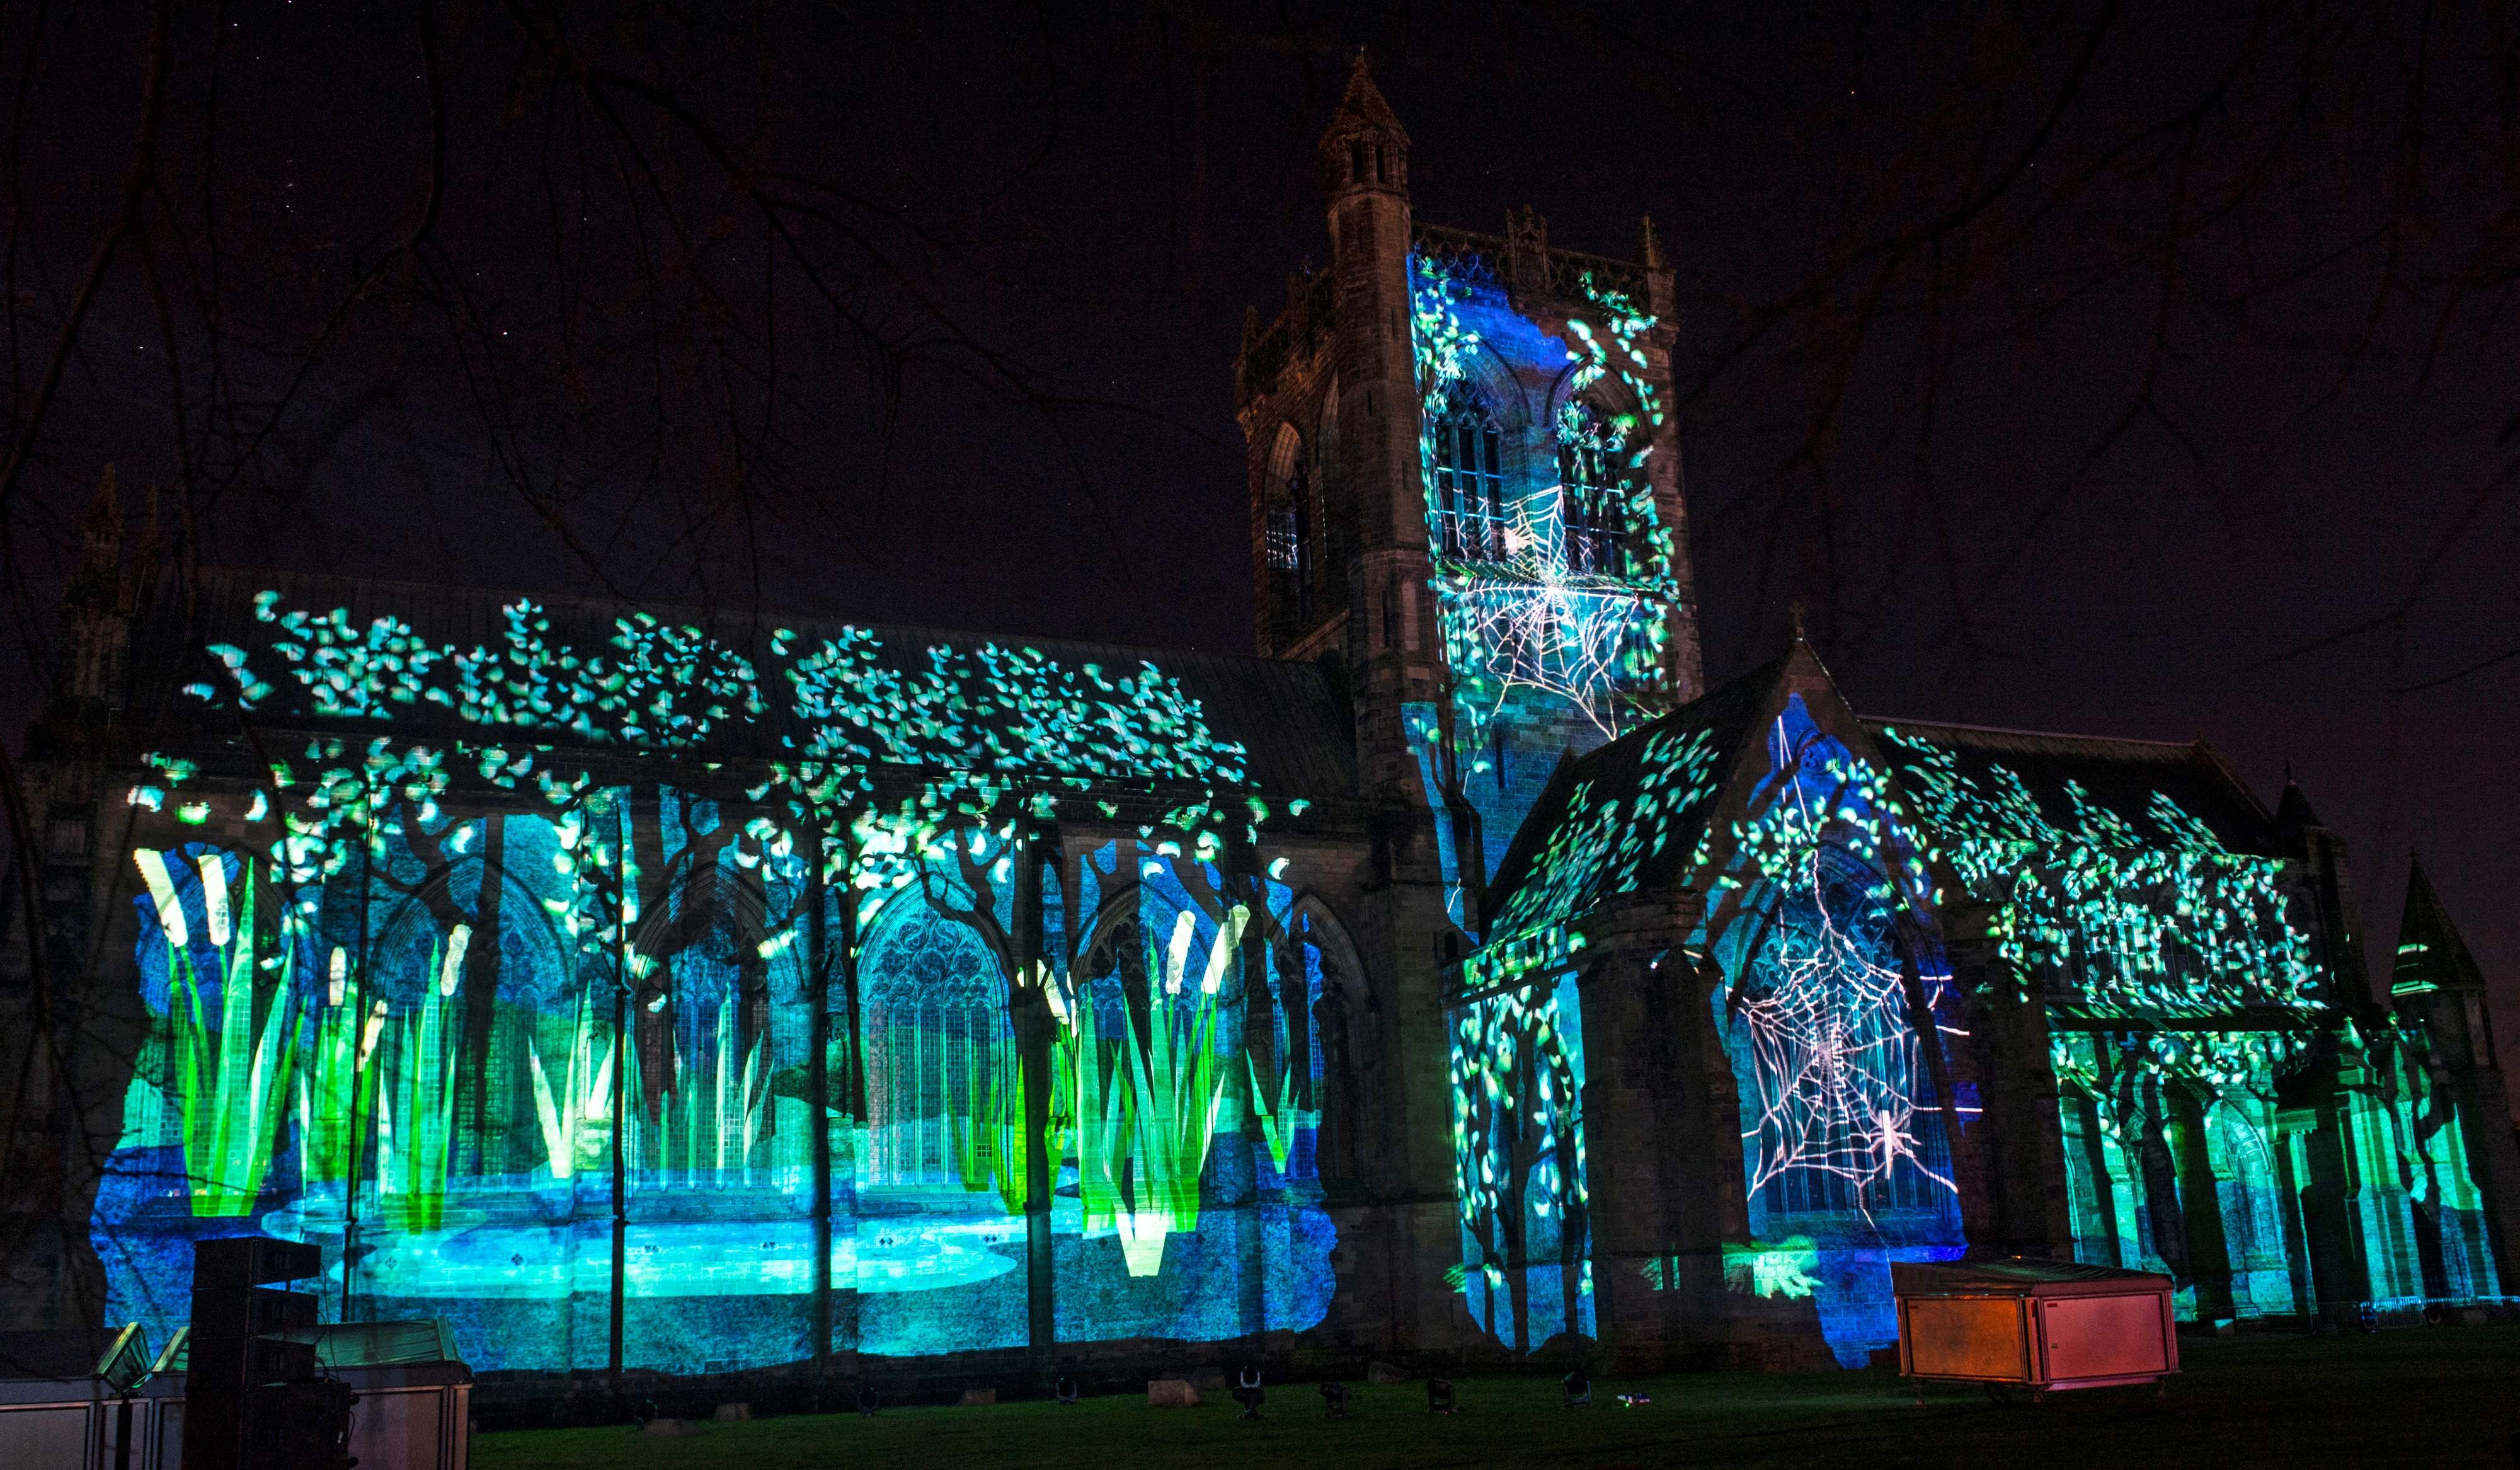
[
  {"left": 1249, "top": 945, "right": 1320, "bottom": 1176},
  {"left": 301, "top": 946, "right": 381, "bottom": 1188},
  {"left": 1079, "top": 912, "right": 1245, "bottom": 1280},
  {"left": 1116, "top": 988, "right": 1223, "bottom": 1274},
  {"left": 377, "top": 927, "right": 466, "bottom": 1230},
  {"left": 954, "top": 1034, "right": 1031, "bottom": 1214},
  {"left": 151, "top": 851, "right": 298, "bottom": 1217},
  {"left": 1070, "top": 1006, "right": 1128, "bottom": 1237},
  {"left": 619, "top": 996, "right": 767, "bottom": 1185},
  {"left": 529, "top": 992, "right": 616, "bottom": 1182},
  {"left": 1248, "top": 1050, "right": 1317, "bottom": 1176}
]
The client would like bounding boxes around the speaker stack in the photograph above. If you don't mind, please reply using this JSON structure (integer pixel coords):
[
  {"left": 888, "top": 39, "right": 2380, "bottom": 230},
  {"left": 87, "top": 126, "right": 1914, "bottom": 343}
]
[{"left": 183, "top": 1236, "right": 356, "bottom": 1470}]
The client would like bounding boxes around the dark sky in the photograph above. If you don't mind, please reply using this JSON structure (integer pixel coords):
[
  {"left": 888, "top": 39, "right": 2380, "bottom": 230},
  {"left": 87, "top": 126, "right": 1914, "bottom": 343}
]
[{"left": 6, "top": 3, "right": 2516, "bottom": 1093}]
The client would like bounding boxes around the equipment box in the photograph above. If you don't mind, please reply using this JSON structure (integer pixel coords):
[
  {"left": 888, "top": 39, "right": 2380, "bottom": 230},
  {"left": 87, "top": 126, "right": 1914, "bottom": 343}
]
[
  {"left": 0, "top": 1324, "right": 152, "bottom": 1469},
  {"left": 1894, "top": 1258, "right": 2178, "bottom": 1400}
]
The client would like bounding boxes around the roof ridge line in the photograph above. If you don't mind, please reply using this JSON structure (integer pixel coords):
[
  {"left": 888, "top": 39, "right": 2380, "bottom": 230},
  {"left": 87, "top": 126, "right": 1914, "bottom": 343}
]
[
  {"left": 183, "top": 563, "right": 1278, "bottom": 672},
  {"left": 1864, "top": 715, "right": 2198, "bottom": 750}
]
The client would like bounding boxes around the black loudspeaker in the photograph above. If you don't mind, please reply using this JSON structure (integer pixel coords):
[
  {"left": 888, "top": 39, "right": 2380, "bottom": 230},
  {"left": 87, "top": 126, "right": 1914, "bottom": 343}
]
[
  {"left": 248, "top": 1377, "right": 357, "bottom": 1468},
  {"left": 185, "top": 1237, "right": 339, "bottom": 1470},
  {"left": 193, "top": 1237, "right": 322, "bottom": 1291}
]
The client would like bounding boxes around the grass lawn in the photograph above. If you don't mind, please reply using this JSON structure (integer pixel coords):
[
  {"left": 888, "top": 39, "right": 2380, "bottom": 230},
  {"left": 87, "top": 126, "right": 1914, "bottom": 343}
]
[{"left": 473, "top": 1326, "right": 2520, "bottom": 1469}]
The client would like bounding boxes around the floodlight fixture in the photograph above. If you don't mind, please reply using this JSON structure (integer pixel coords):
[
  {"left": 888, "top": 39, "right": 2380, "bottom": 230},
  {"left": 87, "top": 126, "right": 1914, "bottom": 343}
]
[{"left": 1233, "top": 1364, "right": 1265, "bottom": 1420}]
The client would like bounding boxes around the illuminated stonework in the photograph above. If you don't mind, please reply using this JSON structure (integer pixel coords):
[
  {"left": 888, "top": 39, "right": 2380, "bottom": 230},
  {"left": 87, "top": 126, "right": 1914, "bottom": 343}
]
[
  {"left": 31, "top": 61, "right": 2514, "bottom": 1400},
  {"left": 1411, "top": 254, "right": 1681, "bottom": 748},
  {"left": 1448, "top": 974, "right": 1593, "bottom": 1353},
  {"left": 88, "top": 580, "right": 1344, "bottom": 1377}
]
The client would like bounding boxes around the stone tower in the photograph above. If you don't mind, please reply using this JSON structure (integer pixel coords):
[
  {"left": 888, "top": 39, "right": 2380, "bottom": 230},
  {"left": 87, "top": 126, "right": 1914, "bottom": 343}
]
[{"left": 1235, "top": 55, "right": 1706, "bottom": 921}]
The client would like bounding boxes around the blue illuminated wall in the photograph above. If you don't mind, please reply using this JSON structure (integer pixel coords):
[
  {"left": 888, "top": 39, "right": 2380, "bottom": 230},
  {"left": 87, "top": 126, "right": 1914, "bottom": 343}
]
[
  {"left": 94, "top": 820, "right": 1348, "bottom": 1374},
  {"left": 88, "top": 587, "right": 1351, "bottom": 1379},
  {"left": 1405, "top": 246, "right": 1686, "bottom": 883},
  {"left": 1693, "top": 696, "right": 1966, "bottom": 1366},
  {"left": 1448, "top": 972, "right": 1593, "bottom": 1354}
]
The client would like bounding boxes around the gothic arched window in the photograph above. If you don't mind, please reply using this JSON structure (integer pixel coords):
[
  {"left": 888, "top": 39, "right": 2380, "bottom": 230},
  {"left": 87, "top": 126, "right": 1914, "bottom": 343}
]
[
  {"left": 1431, "top": 400, "right": 1508, "bottom": 561},
  {"left": 859, "top": 900, "right": 1012, "bottom": 1189},
  {"left": 1718, "top": 842, "right": 1959, "bottom": 1229},
  {"left": 1556, "top": 401, "right": 1632, "bottom": 577},
  {"left": 1266, "top": 459, "right": 1315, "bottom": 628}
]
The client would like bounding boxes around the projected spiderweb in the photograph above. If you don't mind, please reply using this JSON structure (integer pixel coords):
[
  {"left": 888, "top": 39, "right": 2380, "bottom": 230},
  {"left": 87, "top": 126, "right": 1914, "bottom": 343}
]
[
  {"left": 1439, "top": 497, "right": 1659, "bottom": 739},
  {"left": 1730, "top": 844, "right": 1954, "bottom": 1219}
]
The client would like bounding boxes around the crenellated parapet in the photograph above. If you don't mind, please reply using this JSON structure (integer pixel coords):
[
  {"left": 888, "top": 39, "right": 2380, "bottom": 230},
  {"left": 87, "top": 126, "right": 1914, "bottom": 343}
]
[
  {"left": 1233, "top": 266, "right": 1339, "bottom": 413},
  {"left": 1411, "top": 217, "right": 1671, "bottom": 321}
]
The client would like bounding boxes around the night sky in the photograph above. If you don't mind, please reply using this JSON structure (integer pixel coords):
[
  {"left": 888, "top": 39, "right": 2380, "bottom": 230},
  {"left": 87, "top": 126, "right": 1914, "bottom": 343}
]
[{"left": 5, "top": 4, "right": 2514, "bottom": 1094}]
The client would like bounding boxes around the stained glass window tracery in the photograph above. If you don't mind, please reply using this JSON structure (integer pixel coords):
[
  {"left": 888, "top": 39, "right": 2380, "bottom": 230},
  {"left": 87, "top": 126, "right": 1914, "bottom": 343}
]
[{"left": 859, "top": 900, "right": 1012, "bottom": 1189}]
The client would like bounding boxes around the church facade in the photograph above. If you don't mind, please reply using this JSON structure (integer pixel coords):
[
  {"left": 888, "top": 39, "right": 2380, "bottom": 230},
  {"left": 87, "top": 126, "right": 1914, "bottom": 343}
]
[{"left": 5, "top": 60, "right": 2514, "bottom": 1402}]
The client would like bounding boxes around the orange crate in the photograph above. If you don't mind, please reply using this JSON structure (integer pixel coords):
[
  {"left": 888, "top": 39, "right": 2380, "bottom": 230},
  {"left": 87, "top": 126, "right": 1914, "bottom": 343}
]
[{"left": 1894, "top": 1259, "right": 2178, "bottom": 1398}]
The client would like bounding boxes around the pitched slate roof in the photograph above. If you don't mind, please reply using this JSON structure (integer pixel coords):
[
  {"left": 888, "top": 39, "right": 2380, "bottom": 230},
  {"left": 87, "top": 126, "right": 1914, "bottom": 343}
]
[
  {"left": 1475, "top": 651, "right": 1790, "bottom": 967},
  {"left": 1862, "top": 718, "right": 2281, "bottom": 858},
  {"left": 1468, "top": 642, "right": 2315, "bottom": 999},
  {"left": 118, "top": 567, "right": 1356, "bottom": 801}
]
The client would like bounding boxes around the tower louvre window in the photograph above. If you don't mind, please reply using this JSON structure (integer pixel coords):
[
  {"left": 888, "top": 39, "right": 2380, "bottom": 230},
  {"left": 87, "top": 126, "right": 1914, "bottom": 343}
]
[
  {"left": 1350, "top": 139, "right": 1368, "bottom": 184},
  {"left": 1269, "top": 461, "right": 1315, "bottom": 628},
  {"left": 1557, "top": 403, "right": 1633, "bottom": 576},
  {"left": 1431, "top": 403, "right": 1508, "bottom": 562},
  {"left": 1266, "top": 508, "right": 1302, "bottom": 570},
  {"left": 47, "top": 805, "right": 92, "bottom": 859}
]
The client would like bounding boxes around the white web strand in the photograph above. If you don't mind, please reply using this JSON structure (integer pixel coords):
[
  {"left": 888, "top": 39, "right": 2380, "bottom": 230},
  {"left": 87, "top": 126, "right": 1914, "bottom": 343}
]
[
  {"left": 1444, "top": 493, "right": 1656, "bottom": 738},
  {"left": 1734, "top": 849, "right": 1957, "bottom": 1220}
]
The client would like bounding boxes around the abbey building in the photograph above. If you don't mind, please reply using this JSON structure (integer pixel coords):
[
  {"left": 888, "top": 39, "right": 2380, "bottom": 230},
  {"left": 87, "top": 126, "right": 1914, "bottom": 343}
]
[{"left": 5, "top": 60, "right": 2512, "bottom": 1400}]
